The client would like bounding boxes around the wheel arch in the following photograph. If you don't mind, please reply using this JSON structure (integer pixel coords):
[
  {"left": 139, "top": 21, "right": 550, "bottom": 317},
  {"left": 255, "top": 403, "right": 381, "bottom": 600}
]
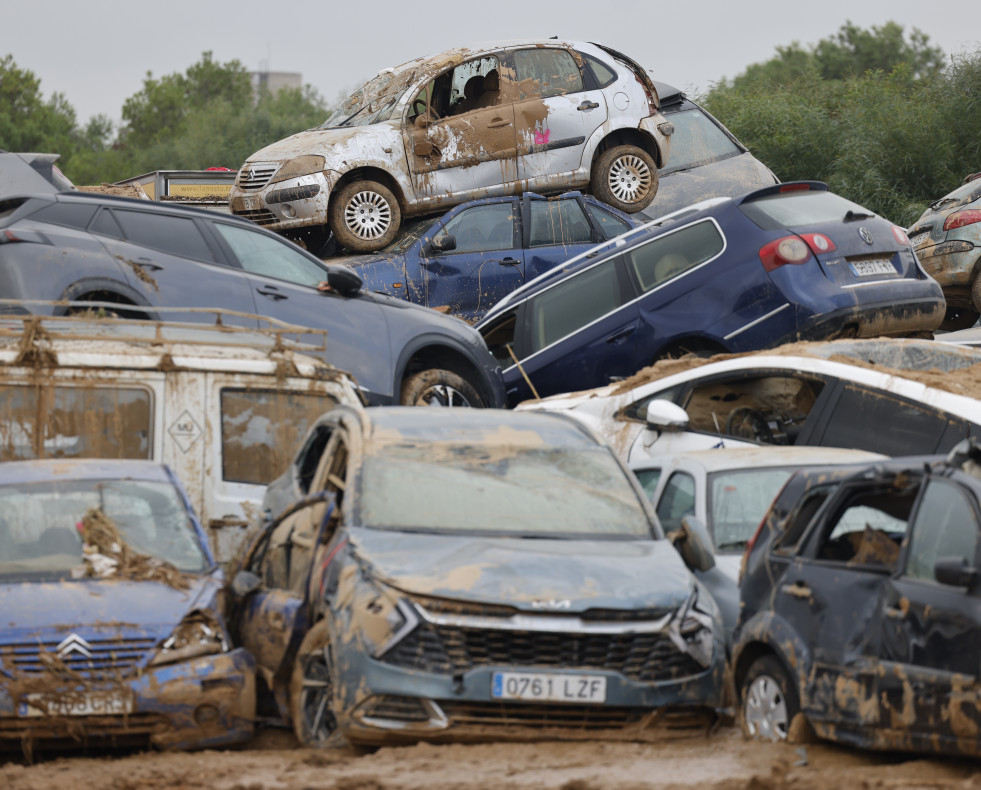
[
  {"left": 653, "top": 335, "right": 728, "bottom": 363},
  {"left": 58, "top": 278, "right": 158, "bottom": 320},
  {"left": 732, "top": 614, "right": 811, "bottom": 701},
  {"left": 330, "top": 167, "right": 409, "bottom": 214},
  {"left": 593, "top": 128, "right": 665, "bottom": 170},
  {"left": 394, "top": 336, "right": 492, "bottom": 405}
]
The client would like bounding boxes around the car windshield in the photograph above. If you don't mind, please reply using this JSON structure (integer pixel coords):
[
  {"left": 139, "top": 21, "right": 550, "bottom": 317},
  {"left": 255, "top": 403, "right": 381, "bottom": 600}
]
[
  {"left": 383, "top": 217, "right": 439, "bottom": 253},
  {"left": 660, "top": 106, "right": 740, "bottom": 174},
  {"left": 739, "top": 190, "right": 874, "bottom": 231},
  {"left": 320, "top": 69, "right": 418, "bottom": 128},
  {"left": 708, "top": 467, "right": 796, "bottom": 552},
  {"left": 358, "top": 443, "right": 653, "bottom": 539},
  {"left": 0, "top": 478, "right": 209, "bottom": 579}
]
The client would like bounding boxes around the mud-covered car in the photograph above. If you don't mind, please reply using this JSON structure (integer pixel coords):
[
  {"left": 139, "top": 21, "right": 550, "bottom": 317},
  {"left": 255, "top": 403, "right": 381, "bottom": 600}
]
[
  {"left": 229, "top": 40, "right": 672, "bottom": 254},
  {"left": 478, "top": 181, "right": 944, "bottom": 405},
  {"left": 0, "top": 459, "right": 255, "bottom": 755},
  {"left": 345, "top": 191, "right": 641, "bottom": 322},
  {"left": 733, "top": 441, "right": 981, "bottom": 757},
  {"left": 230, "top": 406, "right": 723, "bottom": 747},
  {"left": 908, "top": 173, "right": 981, "bottom": 330}
]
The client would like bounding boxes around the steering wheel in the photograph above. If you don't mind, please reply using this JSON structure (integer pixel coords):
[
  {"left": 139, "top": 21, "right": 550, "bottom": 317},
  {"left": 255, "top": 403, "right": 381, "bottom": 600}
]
[
  {"left": 724, "top": 407, "right": 774, "bottom": 444},
  {"left": 411, "top": 99, "right": 440, "bottom": 121}
]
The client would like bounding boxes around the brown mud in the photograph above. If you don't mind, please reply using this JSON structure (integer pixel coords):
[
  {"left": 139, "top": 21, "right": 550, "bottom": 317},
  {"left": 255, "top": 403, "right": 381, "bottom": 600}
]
[{"left": 2, "top": 727, "right": 979, "bottom": 789}]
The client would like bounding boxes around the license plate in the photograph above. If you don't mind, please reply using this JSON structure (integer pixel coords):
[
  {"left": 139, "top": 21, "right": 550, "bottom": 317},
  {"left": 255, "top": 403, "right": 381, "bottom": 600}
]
[
  {"left": 229, "top": 195, "right": 261, "bottom": 212},
  {"left": 18, "top": 689, "right": 134, "bottom": 717},
  {"left": 909, "top": 232, "right": 930, "bottom": 249},
  {"left": 492, "top": 672, "right": 607, "bottom": 704},
  {"left": 850, "top": 259, "right": 896, "bottom": 277}
]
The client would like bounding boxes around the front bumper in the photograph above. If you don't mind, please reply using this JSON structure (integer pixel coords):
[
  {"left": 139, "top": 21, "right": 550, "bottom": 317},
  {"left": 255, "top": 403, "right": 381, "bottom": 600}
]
[
  {"left": 228, "top": 167, "right": 337, "bottom": 232},
  {"left": 0, "top": 648, "right": 255, "bottom": 751}
]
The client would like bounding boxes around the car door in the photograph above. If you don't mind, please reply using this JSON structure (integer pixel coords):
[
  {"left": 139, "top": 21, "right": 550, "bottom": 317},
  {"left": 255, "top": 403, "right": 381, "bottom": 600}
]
[
  {"left": 509, "top": 47, "right": 608, "bottom": 186},
  {"left": 875, "top": 475, "right": 981, "bottom": 748},
  {"left": 94, "top": 207, "right": 259, "bottom": 327},
  {"left": 208, "top": 220, "right": 394, "bottom": 401},
  {"left": 522, "top": 194, "right": 601, "bottom": 281},
  {"left": 403, "top": 54, "right": 518, "bottom": 203},
  {"left": 423, "top": 199, "right": 523, "bottom": 320}
]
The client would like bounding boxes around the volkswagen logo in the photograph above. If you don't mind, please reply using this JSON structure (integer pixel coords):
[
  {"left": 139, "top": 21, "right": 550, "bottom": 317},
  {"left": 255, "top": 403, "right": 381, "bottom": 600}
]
[
  {"left": 56, "top": 633, "right": 93, "bottom": 659},
  {"left": 859, "top": 227, "right": 874, "bottom": 245}
]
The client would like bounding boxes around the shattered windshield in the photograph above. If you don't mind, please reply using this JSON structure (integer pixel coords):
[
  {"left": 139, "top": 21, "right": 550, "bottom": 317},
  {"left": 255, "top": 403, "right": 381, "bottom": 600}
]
[
  {"left": 358, "top": 444, "right": 653, "bottom": 538},
  {"left": 320, "top": 68, "right": 419, "bottom": 128},
  {"left": 0, "top": 479, "right": 209, "bottom": 579}
]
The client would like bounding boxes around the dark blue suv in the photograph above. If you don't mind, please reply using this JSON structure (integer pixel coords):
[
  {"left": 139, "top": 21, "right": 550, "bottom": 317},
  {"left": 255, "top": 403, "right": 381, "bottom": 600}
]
[{"left": 476, "top": 182, "right": 944, "bottom": 406}]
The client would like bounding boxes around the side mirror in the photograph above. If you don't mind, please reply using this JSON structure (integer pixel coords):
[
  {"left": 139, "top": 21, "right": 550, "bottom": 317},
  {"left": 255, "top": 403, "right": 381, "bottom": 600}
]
[
  {"left": 672, "top": 515, "right": 716, "bottom": 573},
  {"left": 413, "top": 140, "right": 435, "bottom": 156},
  {"left": 325, "top": 265, "right": 363, "bottom": 296},
  {"left": 935, "top": 556, "right": 979, "bottom": 588},
  {"left": 645, "top": 399, "right": 690, "bottom": 431},
  {"left": 431, "top": 234, "right": 457, "bottom": 254},
  {"left": 229, "top": 569, "right": 262, "bottom": 600}
]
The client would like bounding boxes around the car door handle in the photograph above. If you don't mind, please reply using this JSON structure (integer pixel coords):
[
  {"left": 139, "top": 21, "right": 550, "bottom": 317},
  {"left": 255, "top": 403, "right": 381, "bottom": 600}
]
[
  {"left": 780, "top": 581, "right": 812, "bottom": 598},
  {"left": 257, "top": 286, "right": 288, "bottom": 301},
  {"left": 578, "top": 101, "right": 600, "bottom": 111},
  {"left": 134, "top": 258, "right": 163, "bottom": 271},
  {"left": 605, "top": 326, "right": 636, "bottom": 345},
  {"left": 498, "top": 257, "right": 520, "bottom": 266},
  {"left": 487, "top": 118, "right": 512, "bottom": 128}
]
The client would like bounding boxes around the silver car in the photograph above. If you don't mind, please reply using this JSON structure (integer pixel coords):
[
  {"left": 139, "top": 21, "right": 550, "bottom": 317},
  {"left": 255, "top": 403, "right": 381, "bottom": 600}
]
[{"left": 229, "top": 40, "right": 673, "bottom": 254}]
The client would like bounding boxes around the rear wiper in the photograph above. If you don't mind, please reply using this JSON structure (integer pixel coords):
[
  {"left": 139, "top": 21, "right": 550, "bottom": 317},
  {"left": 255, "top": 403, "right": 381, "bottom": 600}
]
[
  {"left": 844, "top": 209, "right": 874, "bottom": 222},
  {"left": 928, "top": 197, "right": 959, "bottom": 211}
]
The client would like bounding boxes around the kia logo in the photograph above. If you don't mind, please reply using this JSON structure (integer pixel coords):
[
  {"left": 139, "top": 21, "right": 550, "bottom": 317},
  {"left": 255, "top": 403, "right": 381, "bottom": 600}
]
[{"left": 859, "top": 227, "right": 874, "bottom": 245}]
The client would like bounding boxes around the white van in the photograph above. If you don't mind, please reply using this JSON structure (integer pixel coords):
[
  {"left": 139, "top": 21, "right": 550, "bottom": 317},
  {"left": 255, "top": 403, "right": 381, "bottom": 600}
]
[{"left": 0, "top": 310, "right": 363, "bottom": 561}]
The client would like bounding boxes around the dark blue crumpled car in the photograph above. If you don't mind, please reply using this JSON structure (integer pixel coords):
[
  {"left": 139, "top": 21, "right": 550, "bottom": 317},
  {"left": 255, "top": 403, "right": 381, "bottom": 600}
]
[{"left": 0, "top": 459, "right": 255, "bottom": 755}]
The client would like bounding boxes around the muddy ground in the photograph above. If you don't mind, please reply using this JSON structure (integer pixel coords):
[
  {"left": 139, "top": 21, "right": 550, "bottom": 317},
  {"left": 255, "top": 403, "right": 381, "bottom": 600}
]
[{"left": 3, "top": 726, "right": 979, "bottom": 790}]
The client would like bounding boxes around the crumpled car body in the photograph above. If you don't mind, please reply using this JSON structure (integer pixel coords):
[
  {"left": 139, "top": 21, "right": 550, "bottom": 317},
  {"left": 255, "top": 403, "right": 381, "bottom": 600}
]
[
  {"left": 0, "top": 459, "right": 255, "bottom": 755},
  {"left": 233, "top": 406, "right": 724, "bottom": 746},
  {"left": 908, "top": 173, "right": 981, "bottom": 329},
  {"left": 733, "top": 443, "right": 981, "bottom": 757},
  {"left": 229, "top": 40, "right": 672, "bottom": 253}
]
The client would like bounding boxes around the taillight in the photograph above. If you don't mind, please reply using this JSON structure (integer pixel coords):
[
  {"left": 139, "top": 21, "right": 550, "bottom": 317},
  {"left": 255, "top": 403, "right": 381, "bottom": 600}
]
[
  {"left": 759, "top": 235, "right": 812, "bottom": 272},
  {"left": 944, "top": 210, "right": 981, "bottom": 232},
  {"left": 891, "top": 226, "right": 911, "bottom": 245},
  {"left": 800, "top": 233, "right": 836, "bottom": 255},
  {"left": 778, "top": 183, "right": 811, "bottom": 193}
]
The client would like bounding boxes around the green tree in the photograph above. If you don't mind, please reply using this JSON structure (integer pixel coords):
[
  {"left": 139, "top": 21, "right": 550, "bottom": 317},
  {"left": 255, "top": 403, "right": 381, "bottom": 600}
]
[{"left": 0, "top": 54, "right": 77, "bottom": 156}]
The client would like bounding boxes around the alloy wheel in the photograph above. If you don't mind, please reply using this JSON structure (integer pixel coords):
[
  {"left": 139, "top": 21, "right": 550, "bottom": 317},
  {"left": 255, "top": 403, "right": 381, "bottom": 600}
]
[
  {"left": 343, "top": 190, "right": 393, "bottom": 240},
  {"left": 744, "top": 674, "right": 790, "bottom": 741},
  {"left": 607, "top": 154, "right": 653, "bottom": 203}
]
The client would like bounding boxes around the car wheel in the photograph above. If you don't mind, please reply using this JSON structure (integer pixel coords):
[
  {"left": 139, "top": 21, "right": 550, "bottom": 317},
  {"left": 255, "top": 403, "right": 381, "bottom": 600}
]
[
  {"left": 741, "top": 655, "right": 800, "bottom": 742},
  {"left": 289, "top": 620, "right": 340, "bottom": 747},
  {"left": 590, "top": 145, "right": 658, "bottom": 213},
  {"left": 940, "top": 306, "right": 979, "bottom": 332},
  {"left": 329, "top": 180, "right": 401, "bottom": 253},
  {"left": 400, "top": 369, "right": 484, "bottom": 407}
]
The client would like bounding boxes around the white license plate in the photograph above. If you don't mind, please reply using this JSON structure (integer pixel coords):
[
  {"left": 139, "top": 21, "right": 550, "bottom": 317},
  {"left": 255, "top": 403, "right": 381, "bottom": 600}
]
[
  {"left": 492, "top": 672, "right": 607, "bottom": 704},
  {"left": 230, "top": 194, "right": 262, "bottom": 212},
  {"left": 18, "top": 690, "right": 134, "bottom": 717},
  {"left": 909, "top": 232, "right": 930, "bottom": 249},
  {"left": 850, "top": 259, "right": 896, "bottom": 277}
]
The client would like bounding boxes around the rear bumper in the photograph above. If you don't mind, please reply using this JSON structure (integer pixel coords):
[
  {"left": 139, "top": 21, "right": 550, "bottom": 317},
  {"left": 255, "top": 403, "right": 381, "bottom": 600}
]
[
  {"left": 796, "top": 292, "right": 945, "bottom": 339},
  {"left": 0, "top": 648, "right": 255, "bottom": 752}
]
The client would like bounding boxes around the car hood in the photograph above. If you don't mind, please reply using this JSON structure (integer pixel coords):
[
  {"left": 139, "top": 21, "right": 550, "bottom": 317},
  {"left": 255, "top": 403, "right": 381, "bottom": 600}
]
[
  {"left": 348, "top": 527, "right": 695, "bottom": 612},
  {"left": 245, "top": 121, "right": 403, "bottom": 165}
]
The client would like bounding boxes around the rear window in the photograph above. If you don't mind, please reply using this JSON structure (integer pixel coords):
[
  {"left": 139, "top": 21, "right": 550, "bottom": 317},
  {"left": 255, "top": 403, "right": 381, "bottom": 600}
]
[
  {"left": 660, "top": 107, "right": 741, "bottom": 173},
  {"left": 740, "top": 190, "right": 873, "bottom": 231},
  {"left": 28, "top": 202, "right": 97, "bottom": 230}
]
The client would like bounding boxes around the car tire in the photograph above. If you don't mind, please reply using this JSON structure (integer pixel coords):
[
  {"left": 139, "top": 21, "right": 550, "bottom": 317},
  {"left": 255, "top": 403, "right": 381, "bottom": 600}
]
[
  {"left": 400, "top": 369, "right": 485, "bottom": 407},
  {"left": 289, "top": 620, "right": 342, "bottom": 748},
  {"left": 940, "top": 306, "right": 979, "bottom": 332},
  {"left": 740, "top": 655, "right": 800, "bottom": 742},
  {"left": 329, "top": 180, "right": 401, "bottom": 253},
  {"left": 590, "top": 145, "right": 659, "bottom": 213}
]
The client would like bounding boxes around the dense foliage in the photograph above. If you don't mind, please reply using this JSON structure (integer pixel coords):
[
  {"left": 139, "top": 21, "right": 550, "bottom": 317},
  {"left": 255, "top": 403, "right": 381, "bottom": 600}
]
[{"left": 701, "top": 22, "right": 981, "bottom": 226}]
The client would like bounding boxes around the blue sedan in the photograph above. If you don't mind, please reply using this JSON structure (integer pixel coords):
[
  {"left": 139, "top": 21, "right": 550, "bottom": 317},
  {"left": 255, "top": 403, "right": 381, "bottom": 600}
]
[
  {"left": 477, "top": 181, "right": 946, "bottom": 406},
  {"left": 340, "top": 192, "right": 641, "bottom": 322}
]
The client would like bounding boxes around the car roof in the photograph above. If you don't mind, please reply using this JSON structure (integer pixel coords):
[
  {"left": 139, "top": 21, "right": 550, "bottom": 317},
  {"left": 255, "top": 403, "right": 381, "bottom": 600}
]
[
  {"left": 361, "top": 405, "right": 602, "bottom": 449},
  {"left": 633, "top": 446, "right": 887, "bottom": 474},
  {"left": 0, "top": 458, "right": 176, "bottom": 486},
  {"left": 48, "top": 189, "right": 266, "bottom": 225}
]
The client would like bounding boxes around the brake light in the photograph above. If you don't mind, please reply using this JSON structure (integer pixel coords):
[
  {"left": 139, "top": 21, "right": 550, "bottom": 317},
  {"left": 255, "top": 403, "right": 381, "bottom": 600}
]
[
  {"left": 778, "top": 184, "right": 811, "bottom": 193},
  {"left": 759, "top": 236, "right": 812, "bottom": 272},
  {"left": 891, "top": 226, "right": 911, "bottom": 245},
  {"left": 944, "top": 210, "right": 981, "bottom": 231},
  {"left": 800, "top": 233, "right": 836, "bottom": 255}
]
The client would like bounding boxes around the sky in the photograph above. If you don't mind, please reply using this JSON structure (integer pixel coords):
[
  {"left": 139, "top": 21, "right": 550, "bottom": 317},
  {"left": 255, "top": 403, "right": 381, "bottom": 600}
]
[{"left": 5, "top": 0, "right": 981, "bottom": 129}]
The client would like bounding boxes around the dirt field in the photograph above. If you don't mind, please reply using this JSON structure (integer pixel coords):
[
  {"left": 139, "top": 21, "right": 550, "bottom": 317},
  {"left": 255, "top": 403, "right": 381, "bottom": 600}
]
[{"left": 2, "top": 726, "right": 979, "bottom": 790}]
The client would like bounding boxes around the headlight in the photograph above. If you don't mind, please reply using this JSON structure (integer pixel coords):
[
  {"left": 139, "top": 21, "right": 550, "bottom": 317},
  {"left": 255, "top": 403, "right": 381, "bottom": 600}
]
[
  {"left": 668, "top": 590, "right": 715, "bottom": 668},
  {"left": 148, "top": 611, "right": 228, "bottom": 667},
  {"left": 270, "top": 155, "right": 326, "bottom": 185}
]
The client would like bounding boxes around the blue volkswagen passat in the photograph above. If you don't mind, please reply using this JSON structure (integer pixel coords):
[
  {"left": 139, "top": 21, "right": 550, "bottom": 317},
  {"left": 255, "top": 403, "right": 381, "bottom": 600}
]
[
  {"left": 476, "top": 181, "right": 945, "bottom": 406},
  {"left": 0, "top": 460, "right": 254, "bottom": 754}
]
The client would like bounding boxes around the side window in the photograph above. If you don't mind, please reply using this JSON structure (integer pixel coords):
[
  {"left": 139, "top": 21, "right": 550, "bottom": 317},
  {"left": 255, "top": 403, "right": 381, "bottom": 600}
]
[
  {"left": 905, "top": 479, "right": 980, "bottom": 582},
  {"left": 213, "top": 222, "right": 327, "bottom": 286},
  {"left": 89, "top": 208, "right": 124, "bottom": 239},
  {"left": 220, "top": 390, "right": 336, "bottom": 486},
  {"left": 529, "top": 257, "right": 628, "bottom": 352},
  {"left": 113, "top": 210, "right": 217, "bottom": 262},
  {"left": 581, "top": 53, "right": 617, "bottom": 88},
  {"left": 529, "top": 199, "right": 593, "bottom": 247},
  {"left": 660, "top": 107, "right": 741, "bottom": 173},
  {"left": 633, "top": 468, "right": 662, "bottom": 499},
  {"left": 682, "top": 373, "right": 826, "bottom": 445},
  {"left": 656, "top": 472, "right": 695, "bottom": 533},
  {"left": 820, "top": 385, "right": 957, "bottom": 455},
  {"left": 773, "top": 484, "right": 834, "bottom": 555},
  {"left": 480, "top": 307, "right": 520, "bottom": 367},
  {"left": 814, "top": 484, "right": 917, "bottom": 569},
  {"left": 436, "top": 203, "right": 515, "bottom": 253},
  {"left": 626, "top": 220, "right": 725, "bottom": 293},
  {"left": 513, "top": 48, "right": 583, "bottom": 99},
  {"left": 412, "top": 56, "right": 501, "bottom": 122},
  {"left": 28, "top": 202, "right": 97, "bottom": 230},
  {"left": 585, "top": 202, "right": 631, "bottom": 241}
]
